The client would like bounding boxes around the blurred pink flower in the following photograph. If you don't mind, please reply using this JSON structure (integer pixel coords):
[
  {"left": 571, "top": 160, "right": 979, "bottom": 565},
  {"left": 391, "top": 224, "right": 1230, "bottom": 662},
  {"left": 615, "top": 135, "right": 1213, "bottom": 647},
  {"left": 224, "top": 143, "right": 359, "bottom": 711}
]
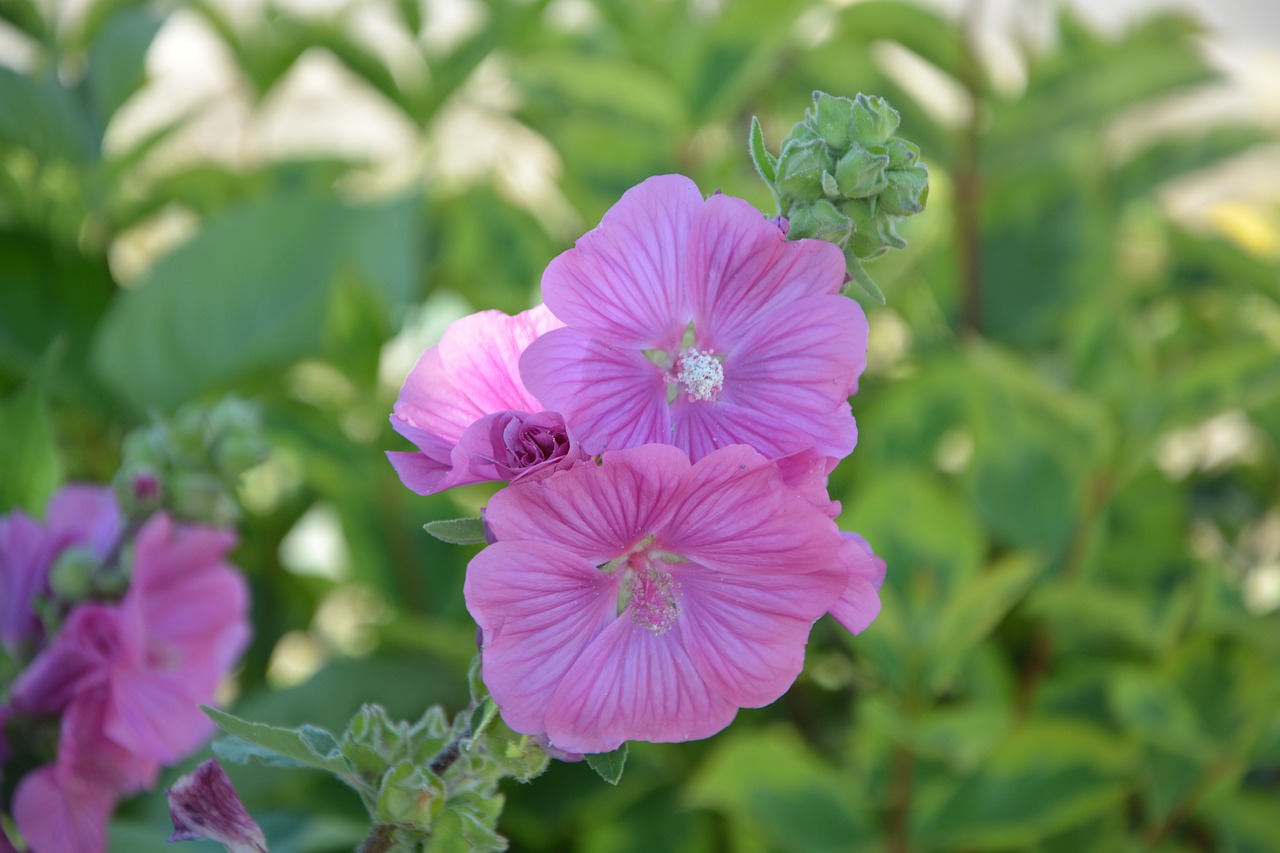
[
  {"left": 168, "top": 759, "right": 267, "bottom": 853},
  {"left": 8, "top": 513, "right": 250, "bottom": 853},
  {"left": 520, "top": 174, "right": 868, "bottom": 462},
  {"left": 466, "top": 443, "right": 860, "bottom": 754},
  {"left": 388, "top": 306, "right": 584, "bottom": 495},
  {"left": 0, "top": 485, "right": 120, "bottom": 652}
]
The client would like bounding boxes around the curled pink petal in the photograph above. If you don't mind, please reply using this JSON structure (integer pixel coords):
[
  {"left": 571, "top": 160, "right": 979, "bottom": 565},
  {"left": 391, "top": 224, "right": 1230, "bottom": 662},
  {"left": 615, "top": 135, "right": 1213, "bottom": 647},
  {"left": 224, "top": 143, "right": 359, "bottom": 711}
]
[{"left": 168, "top": 759, "right": 267, "bottom": 853}]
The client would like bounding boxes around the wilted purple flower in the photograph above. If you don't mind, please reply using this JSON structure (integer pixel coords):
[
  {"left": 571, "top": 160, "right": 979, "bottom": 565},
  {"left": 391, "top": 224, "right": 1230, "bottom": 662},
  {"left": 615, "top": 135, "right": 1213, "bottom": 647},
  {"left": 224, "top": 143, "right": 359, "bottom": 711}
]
[{"left": 168, "top": 759, "right": 267, "bottom": 853}]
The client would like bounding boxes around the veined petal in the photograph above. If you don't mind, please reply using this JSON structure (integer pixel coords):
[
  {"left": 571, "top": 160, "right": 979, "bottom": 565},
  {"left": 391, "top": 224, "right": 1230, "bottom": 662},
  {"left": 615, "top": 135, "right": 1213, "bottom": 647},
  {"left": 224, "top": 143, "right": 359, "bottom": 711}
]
[
  {"left": 541, "top": 175, "right": 701, "bottom": 348},
  {"left": 688, "top": 193, "right": 846, "bottom": 352},
  {"left": 465, "top": 541, "right": 618, "bottom": 738},
  {"left": 676, "top": 562, "right": 844, "bottom": 708},
  {"left": 545, "top": 617, "right": 737, "bottom": 754},
  {"left": 385, "top": 449, "right": 453, "bottom": 496},
  {"left": 658, "top": 446, "right": 846, "bottom": 574},
  {"left": 484, "top": 444, "right": 689, "bottom": 560},
  {"left": 392, "top": 306, "right": 557, "bottom": 445},
  {"left": 520, "top": 329, "right": 671, "bottom": 456},
  {"left": 829, "top": 532, "right": 886, "bottom": 635}
]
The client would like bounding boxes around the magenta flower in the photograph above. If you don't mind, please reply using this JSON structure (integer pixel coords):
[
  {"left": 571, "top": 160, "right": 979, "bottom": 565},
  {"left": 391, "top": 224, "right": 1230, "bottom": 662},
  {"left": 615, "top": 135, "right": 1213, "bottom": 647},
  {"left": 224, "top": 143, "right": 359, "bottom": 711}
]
[
  {"left": 0, "top": 485, "right": 121, "bottom": 652},
  {"left": 8, "top": 513, "right": 250, "bottom": 852},
  {"left": 168, "top": 759, "right": 268, "bottom": 853},
  {"left": 465, "top": 443, "right": 856, "bottom": 754},
  {"left": 520, "top": 174, "right": 868, "bottom": 462},
  {"left": 388, "top": 306, "right": 585, "bottom": 495}
]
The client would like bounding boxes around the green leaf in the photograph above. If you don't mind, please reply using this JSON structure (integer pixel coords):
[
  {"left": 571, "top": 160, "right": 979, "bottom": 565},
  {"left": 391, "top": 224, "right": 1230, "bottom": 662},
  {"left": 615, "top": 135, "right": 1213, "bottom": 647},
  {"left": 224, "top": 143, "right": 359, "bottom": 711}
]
[
  {"left": 925, "top": 553, "right": 1039, "bottom": 691},
  {"left": 424, "top": 517, "right": 488, "bottom": 546},
  {"left": 687, "top": 726, "right": 869, "bottom": 851},
  {"left": 0, "top": 67, "right": 90, "bottom": 162},
  {"left": 844, "top": 255, "right": 886, "bottom": 304},
  {"left": 203, "top": 706, "right": 358, "bottom": 783},
  {"left": 585, "top": 743, "right": 628, "bottom": 785},
  {"left": 749, "top": 115, "right": 777, "bottom": 184},
  {"left": 0, "top": 358, "right": 59, "bottom": 513},
  {"left": 919, "top": 722, "right": 1136, "bottom": 848},
  {"left": 86, "top": 8, "right": 163, "bottom": 122},
  {"left": 90, "top": 191, "right": 420, "bottom": 409}
]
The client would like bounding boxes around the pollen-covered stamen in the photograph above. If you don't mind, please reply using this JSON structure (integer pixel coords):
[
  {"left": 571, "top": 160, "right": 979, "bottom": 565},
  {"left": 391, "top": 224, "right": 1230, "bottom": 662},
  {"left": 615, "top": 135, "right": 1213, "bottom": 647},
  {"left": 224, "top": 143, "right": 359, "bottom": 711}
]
[
  {"left": 675, "top": 348, "right": 724, "bottom": 402},
  {"left": 621, "top": 566, "right": 680, "bottom": 635}
]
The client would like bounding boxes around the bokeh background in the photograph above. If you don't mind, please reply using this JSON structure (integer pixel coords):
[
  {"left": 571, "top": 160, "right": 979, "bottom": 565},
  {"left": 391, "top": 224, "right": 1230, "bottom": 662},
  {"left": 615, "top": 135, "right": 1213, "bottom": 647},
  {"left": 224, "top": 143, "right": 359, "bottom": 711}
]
[{"left": 2, "top": 0, "right": 1279, "bottom": 850}]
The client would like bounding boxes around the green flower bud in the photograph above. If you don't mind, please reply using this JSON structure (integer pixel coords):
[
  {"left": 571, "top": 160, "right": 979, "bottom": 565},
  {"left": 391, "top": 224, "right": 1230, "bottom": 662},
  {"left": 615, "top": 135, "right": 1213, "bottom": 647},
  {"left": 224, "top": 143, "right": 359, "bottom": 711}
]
[
  {"left": 775, "top": 137, "right": 834, "bottom": 203},
  {"left": 787, "top": 199, "right": 852, "bottom": 246},
  {"left": 884, "top": 137, "right": 920, "bottom": 169},
  {"left": 840, "top": 198, "right": 886, "bottom": 259},
  {"left": 834, "top": 144, "right": 891, "bottom": 198},
  {"left": 378, "top": 761, "right": 444, "bottom": 828},
  {"left": 170, "top": 471, "right": 238, "bottom": 526},
  {"left": 877, "top": 165, "right": 929, "bottom": 217},
  {"left": 811, "top": 92, "right": 855, "bottom": 150},
  {"left": 850, "top": 94, "right": 899, "bottom": 146},
  {"left": 878, "top": 216, "right": 908, "bottom": 251},
  {"left": 213, "top": 434, "right": 266, "bottom": 482},
  {"left": 49, "top": 547, "right": 98, "bottom": 602}
]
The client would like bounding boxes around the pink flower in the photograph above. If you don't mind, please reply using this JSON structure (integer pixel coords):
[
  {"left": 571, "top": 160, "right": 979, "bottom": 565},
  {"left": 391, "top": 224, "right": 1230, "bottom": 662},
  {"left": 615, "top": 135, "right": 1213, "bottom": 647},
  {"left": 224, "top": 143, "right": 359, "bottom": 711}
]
[
  {"left": 520, "top": 175, "right": 868, "bottom": 462},
  {"left": 465, "top": 443, "right": 853, "bottom": 754},
  {"left": 0, "top": 485, "right": 120, "bottom": 653},
  {"left": 168, "top": 759, "right": 267, "bottom": 853},
  {"left": 388, "top": 306, "right": 584, "bottom": 495},
  {"left": 8, "top": 513, "right": 250, "bottom": 852}
]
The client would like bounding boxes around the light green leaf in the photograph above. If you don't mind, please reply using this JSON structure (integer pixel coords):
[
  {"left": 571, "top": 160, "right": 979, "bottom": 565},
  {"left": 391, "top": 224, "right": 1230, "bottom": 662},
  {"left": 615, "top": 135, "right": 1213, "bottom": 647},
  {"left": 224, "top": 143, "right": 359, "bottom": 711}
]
[
  {"left": 585, "top": 743, "right": 628, "bottom": 785},
  {"left": 0, "top": 360, "right": 58, "bottom": 513},
  {"left": 203, "top": 706, "right": 358, "bottom": 784},
  {"left": 749, "top": 115, "right": 777, "bottom": 184},
  {"left": 87, "top": 8, "right": 163, "bottom": 122}
]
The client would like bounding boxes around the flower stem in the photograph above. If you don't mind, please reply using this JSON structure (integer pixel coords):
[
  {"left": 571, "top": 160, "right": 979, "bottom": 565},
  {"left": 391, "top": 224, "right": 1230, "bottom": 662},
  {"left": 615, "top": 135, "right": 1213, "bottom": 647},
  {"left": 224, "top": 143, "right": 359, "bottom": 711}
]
[{"left": 356, "top": 823, "right": 397, "bottom": 853}]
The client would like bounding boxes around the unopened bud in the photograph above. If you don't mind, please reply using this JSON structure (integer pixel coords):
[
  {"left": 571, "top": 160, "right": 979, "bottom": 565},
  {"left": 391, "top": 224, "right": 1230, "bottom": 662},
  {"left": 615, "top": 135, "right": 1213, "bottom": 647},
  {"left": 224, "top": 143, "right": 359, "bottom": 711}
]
[
  {"left": 877, "top": 166, "right": 929, "bottom": 217},
  {"left": 775, "top": 138, "right": 834, "bottom": 203},
  {"left": 811, "top": 92, "right": 855, "bottom": 150},
  {"left": 834, "top": 145, "right": 890, "bottom": 198},
  {"left": 49, "top": 547, "right": 97, "bottom": 602},
  {"left": 850, "top": 94, "right": 899, "bottom": 145},
  {"left": 168, "top": 759, "right": 268, "bottom": 853},
  {"left": 788, "top": 199, "right": 851, "bottom": 246}
]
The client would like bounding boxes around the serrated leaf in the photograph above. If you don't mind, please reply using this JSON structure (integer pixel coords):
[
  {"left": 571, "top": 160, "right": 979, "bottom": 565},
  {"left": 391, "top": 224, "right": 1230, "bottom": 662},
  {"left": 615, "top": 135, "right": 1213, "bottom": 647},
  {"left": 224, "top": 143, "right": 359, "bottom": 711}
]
[
  {"left": 424, "top": 517, "right": 487, "bottom": 545},
  {"left": 749, "top": 115, "right": 778, "bottom": 184},
  {"left": 585, "top": 743, "right": 628, "bottom": 785},
  {"left": 202, "top": 706, "right": 358, "bottom": 784}
]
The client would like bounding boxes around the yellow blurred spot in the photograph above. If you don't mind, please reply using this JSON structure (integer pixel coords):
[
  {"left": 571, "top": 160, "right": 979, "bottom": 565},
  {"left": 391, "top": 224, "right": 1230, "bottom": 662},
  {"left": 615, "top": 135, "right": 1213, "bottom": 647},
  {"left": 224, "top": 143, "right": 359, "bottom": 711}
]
[{"left": 1206, "top": 202, "right": 1280, "bottom": 258}]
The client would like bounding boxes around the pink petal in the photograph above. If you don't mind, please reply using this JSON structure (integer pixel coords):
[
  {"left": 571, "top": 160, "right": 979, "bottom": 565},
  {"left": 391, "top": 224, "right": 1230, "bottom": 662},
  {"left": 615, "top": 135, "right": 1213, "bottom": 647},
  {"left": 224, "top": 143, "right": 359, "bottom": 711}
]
[
  {"left": 465, "top": 541, "right": 618, "bottom": 738},
  {"left": 9, "top": 604, "right": 118, "bottom": 714},
  {"left": 541, "top": 174, "right": 702, "bottom": 348},
  {"left": 775, "top": 450, "right": 842, "bottom": 519},
  {"left": 385, "top": 449, "right": 453, "bottom": 496},
  {"left": 0, "top": 511, "right": 56, "bottom": 649},
  {"left": 545, "top": 616, "right": 738, "bottom": 753},
  {"left": 12, "top": 764, "right": 115, "bottom": 853},
  {"left": 106, "top": 668, "right": 216, "bottom": 764},
  {"left": 829, "top": 533, "right": 886, "bottom": 635},
  {"left": 483, "top": 444, "right": 689, "bottom": 559},
  {"left": 658, "top": 446, "right": 847, "bottom": 575},
  {"left": 45, "top": 483, "right": 122, "bottom": 560},
  {"left": 520, "top": 328, "right": 670, "bottom": 455},
  {"left": 687, "top": 193, "right": 846, "bottom": 352},
  {"left": 675, "top": 562, "right": 843, "bottom": 708},
  {"left": 392, "top": 306, "right": 558, "bottom": 445}
]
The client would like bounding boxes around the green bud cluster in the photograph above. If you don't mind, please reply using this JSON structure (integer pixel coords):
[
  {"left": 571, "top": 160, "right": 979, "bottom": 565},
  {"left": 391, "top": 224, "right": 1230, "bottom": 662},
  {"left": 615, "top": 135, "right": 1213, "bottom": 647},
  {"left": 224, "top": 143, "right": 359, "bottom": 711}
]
[
  {"left": 751, "top": 91, "right": 929, "bottom": 302},
  {"left": 113, "top": 397, "right": 267, "bottom": 526}
]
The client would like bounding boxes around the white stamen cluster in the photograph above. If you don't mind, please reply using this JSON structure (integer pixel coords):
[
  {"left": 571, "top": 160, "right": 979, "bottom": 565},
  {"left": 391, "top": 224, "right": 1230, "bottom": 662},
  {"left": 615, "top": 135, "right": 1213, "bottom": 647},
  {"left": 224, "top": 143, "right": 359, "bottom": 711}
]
[{"left": 675, "top": 348, "right": 724, "bottom": 402}]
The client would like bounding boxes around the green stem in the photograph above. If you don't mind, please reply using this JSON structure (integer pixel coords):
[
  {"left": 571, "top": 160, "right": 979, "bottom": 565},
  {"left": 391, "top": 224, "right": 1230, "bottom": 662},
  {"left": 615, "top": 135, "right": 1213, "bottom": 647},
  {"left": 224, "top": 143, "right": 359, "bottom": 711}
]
[
  {"left": 356, "top": 823, "right": 397, "bottom": 853},
  {"left": 955, "top": 0, "right": 985, "bottom": 336}
]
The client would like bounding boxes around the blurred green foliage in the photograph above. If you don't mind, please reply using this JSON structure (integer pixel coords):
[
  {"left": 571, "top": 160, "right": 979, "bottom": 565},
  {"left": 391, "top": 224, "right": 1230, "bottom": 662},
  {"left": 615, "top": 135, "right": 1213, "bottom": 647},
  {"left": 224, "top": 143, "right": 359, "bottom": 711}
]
[{"left": 2, "top": 0, "right": 1279, "bottom": 850}]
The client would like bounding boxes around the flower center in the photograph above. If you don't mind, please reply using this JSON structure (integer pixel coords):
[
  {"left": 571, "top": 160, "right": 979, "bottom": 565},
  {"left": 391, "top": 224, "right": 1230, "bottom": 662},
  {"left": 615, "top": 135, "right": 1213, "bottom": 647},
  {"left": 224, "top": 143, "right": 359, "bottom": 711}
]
[
  {"left": 619, "top": 565, "right": 680, "bottom": 635},
  {"left": 675, "top": 348, "right": 724, "bottom": 403}
]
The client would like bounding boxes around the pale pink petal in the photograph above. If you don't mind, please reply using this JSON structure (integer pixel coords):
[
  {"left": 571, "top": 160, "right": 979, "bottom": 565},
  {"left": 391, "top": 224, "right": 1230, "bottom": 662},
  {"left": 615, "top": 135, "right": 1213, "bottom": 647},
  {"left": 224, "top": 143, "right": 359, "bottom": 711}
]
[
  {"left": 544, "top": 617, "right": 738, "bottom": 754},
  {"left": 392, "top": 306, "right": 557, "bottom": 445},
  {"left": 520, "top": 328, "right": 670, "bottom": 455},
  {"left": 9, "top": 605, "right": 118, "bottom": 714},
  {"left": 465, "top": 541, "right": 618, "bottom": 738},
  {"left": 829, "top": 533, "right": 886, "bottom": 635},
  {"left": 658, "top": 446, "right": 847, "bottom": 575},
  {"left": 675, "top": 562, "right": 844, "bottom": 707},
  {"left": 13, "top": 764, "right": 115, "bottom": 853},
  {"left": 775, "top": 450, "right": 841, "bottom": 519},
  {"left": 687, "top": 193, "right": 846, "bottom": 352},
  {"left": 483, "top": 444, "right": 688, "bottom": 559},
  {"left": 45, "top": 483, "right": 122, "bottom": 559},
  {"left": 0, "top": 511, "right": 56, "bottom": 649},
  {"left": 385, "top": 449, "right": 453, "bottom": 496},
  {"left": 60, "top": 685, "right": 159, "bottom": 794},
  {"left": 541, "top": 174, "right": 701, "bottom": 348}
]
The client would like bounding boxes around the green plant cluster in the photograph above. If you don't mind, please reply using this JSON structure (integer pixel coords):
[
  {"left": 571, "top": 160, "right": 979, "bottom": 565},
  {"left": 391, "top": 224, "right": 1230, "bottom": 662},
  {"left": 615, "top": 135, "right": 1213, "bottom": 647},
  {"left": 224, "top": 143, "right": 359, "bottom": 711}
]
[{"left": 1, "top": 1, "right": 1278, "bottom": 852}]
